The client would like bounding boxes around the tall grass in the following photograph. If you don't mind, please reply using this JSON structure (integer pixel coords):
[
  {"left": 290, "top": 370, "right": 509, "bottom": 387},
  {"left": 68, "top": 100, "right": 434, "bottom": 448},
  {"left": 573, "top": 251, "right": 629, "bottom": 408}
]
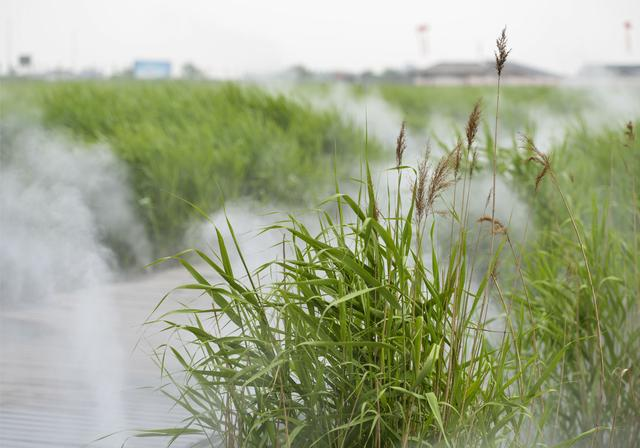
[
  {"left": 511, "top": 124, "right": 640, "bottom": 446},
  {"left": 367, "top": 84, "right": 591, "bottom": 134},
  {"left": 145, "top": 30, "right": 639, "bottom": 447},
  {"left": 148, "top": 126, "right": 639, "bottom": 447},
  {"left": 2, "top": 81, "right": 379, "bottom": 257},
  {"left": 149, "top": 150, "right": 548, "bottom": 446}
]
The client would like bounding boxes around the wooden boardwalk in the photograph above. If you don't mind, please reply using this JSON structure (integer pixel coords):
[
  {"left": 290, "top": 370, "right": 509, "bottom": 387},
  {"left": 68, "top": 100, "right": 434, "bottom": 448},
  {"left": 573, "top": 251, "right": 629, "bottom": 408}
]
[{"left": 0, "top": 266, "right": 207, "bottom": 447}]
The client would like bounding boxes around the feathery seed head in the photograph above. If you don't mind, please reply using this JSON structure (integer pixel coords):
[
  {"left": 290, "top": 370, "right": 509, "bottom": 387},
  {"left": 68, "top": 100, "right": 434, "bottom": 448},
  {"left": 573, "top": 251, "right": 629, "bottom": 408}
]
[
  {"left": 395, "top": 121, "right": 407, "bottom": 167},
  {"left": 478, "top": 215, "right": 507, "bottom": 235},
  {"left": 465, "top": 100, "right": 482, "bottom": 149},
  {"left": 414, "top": 156, "right": 429, "bottom": 223},
  {"left": 453, "top": 139, "right": 463, "bottom": 176},
  {"left": 495, "top": 27, "right": 511, "bottom": 76},
  {"left": 521, "top": 135, "right": 550, "bottom": 191},
  {"left": 425, "top": 151, "right": 456, "bottom": 217}
]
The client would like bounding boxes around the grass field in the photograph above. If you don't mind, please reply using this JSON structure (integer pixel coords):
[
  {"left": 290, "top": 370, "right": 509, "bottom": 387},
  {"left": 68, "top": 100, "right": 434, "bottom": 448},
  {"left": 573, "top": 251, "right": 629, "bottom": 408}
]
[
  {"left": 370, "top": 84, "right": 592, "bottom": 131},
  {"left": 1, "top": 80, "right": 379, "bottom": 258},
  {"left": 2, "top": 76, "right": 639, "bottom": 446}
]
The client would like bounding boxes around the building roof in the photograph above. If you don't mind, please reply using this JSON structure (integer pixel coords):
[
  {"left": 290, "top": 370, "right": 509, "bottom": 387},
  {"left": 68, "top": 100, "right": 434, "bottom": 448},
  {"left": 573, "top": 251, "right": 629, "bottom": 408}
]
[
  {"left": 414, "top": 61, "right": 558, "bottom": 79},
  {"left": 579, "top": 64, "right": 640, "bottom": 78}
]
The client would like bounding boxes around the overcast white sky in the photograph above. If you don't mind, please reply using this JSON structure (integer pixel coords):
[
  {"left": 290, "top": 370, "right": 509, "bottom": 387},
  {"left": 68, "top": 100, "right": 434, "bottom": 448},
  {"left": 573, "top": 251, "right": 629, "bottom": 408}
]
[{"left": 1, "top": 0, "right": 638, "bottom": 77}]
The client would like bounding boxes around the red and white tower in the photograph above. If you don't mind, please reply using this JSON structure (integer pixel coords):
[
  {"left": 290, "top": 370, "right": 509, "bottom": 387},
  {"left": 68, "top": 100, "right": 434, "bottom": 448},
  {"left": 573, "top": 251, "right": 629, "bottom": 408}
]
[
  {"left": 416, "top": 23, "right": 429, "bottom": 61},
  {"left": 623, "top": 21, "right": 633, "bottom": 54}
]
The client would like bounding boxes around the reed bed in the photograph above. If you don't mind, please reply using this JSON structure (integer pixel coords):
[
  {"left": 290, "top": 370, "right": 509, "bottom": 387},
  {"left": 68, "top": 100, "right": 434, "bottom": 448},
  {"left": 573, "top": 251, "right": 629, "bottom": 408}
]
[{"left": 146, "top": 30, "right": 640, "bottom": 447}]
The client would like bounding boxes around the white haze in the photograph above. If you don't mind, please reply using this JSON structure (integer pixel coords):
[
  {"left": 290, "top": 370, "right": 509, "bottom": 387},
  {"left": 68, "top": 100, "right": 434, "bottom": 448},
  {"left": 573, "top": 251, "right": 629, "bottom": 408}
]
[
  {"left": 520, "top": 83, "right": 640, "bottom": 149},
  {"left": 0, "top": 121, "right": 150, "bottom": 446},
  {"left": 0, "top": 120, "right": 150, "bottom": 302},
  {"left": 186, "top": 200, "right": 290, "bottom": 275}
]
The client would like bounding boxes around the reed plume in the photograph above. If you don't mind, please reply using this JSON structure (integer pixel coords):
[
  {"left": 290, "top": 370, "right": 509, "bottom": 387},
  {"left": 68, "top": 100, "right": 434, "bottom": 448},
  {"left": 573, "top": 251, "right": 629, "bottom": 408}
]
[
  {"left": 495, "top": 27, "right": 511, "bottom": 76},
  {"left": 477, "top": 215, "right": 507, "bottom": 235},
  {"left": 490, "top": 27, "right": 510, "bottom": 246},
  {"left": 425, "top": 151, "right": 456, "bottom": 217},
  {"left": 414, "top": 153, "right": 429, "bottom": 222},
  {"left": 452, "top": 138, "right": 463, "bottom": 176},
  {"left": 521, "top": 134, "right": 550, "bottom": 191},
  {"left": 465, "top": 100, "right": 482, "bottom": 149},
  {"left": 396, "top": 121, "right": 407, "bottom": 166}
]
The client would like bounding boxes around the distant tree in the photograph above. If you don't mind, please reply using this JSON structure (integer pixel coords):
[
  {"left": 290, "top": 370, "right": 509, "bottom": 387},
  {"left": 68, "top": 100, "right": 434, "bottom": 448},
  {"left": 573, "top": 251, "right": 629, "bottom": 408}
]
[
  {"left": 181, "top": 63, "right": 206, "bottom": 80},
  {"left": 111, "top": 67, "right": 134, "bottom": 79},
  {"left": 359, "top": 70, "right": 376, "bottom": 83},
  {"left": 289, "top": 65, "right": 311, "bottom": 80}
]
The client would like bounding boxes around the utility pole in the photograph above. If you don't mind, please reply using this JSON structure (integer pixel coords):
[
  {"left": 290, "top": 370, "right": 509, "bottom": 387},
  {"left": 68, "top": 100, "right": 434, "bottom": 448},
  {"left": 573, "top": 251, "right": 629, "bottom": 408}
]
[
  {"left": 70, "top": 30, "right": 77, "bottom": 72},
  {"left": 623, "top": 21, "right": 633, "bottom": 55},
  {"left": 416, "top": 23, "right": 429, "bottom": 63}
]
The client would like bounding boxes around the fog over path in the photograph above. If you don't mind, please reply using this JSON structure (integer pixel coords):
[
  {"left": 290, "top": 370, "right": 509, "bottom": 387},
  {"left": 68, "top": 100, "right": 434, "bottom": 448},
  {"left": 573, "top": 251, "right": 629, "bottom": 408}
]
[{"left": 0, "top": 265, "right": 203, "bottom": 447}]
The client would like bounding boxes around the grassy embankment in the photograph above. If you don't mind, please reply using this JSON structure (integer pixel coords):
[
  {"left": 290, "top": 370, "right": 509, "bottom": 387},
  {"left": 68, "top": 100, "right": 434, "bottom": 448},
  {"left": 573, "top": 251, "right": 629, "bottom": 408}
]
[
  {"left": 1, "top": 80, "right": 378, "bottom": 260},
  {"left": 371, "top": 84, "right": 591, "bottom": 131}
]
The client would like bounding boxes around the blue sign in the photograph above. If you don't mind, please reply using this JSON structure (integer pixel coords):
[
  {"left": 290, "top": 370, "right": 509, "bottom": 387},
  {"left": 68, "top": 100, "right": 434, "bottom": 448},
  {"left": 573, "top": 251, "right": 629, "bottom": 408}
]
[{"left": 133, "top": 60, "right": 171, "bottom": 79}]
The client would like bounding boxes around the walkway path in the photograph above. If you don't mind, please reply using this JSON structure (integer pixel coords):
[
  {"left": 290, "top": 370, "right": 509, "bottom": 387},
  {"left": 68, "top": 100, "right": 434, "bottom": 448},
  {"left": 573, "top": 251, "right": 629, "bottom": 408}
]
[{"left": 0, "top": 265, "right": 205, "bottom": 447}]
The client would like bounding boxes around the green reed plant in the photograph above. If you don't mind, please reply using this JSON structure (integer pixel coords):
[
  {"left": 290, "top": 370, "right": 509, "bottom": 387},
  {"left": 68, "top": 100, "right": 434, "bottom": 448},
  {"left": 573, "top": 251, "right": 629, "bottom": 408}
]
[
  {"left": 510, "top": 124, "right": 640, "bottom": 446},
  {"left": 517, "top": 201, "right": 639, "bottom": 446},
  {"left": 133, "top": 27, "right": 640, "bottom": 447},
  {"left": 145, "top": 106, "right": 569, "bottom": 446},
  {"left": 373, "top": 83, "right": 590, "bottom": 135},
  {"left": 142, "top": 27, "right": 628, "bottom": 447}
]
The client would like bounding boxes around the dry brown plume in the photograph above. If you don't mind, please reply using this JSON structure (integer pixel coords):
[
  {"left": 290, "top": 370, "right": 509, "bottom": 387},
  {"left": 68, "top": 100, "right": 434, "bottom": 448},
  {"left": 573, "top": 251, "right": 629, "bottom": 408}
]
[
  {"left": 396, "top": 121, "right": 407, "bottom": 167},
  {"left": 478, "top": 215, "right": 507, "bottom": 235},
  {"left": 414, "top": 148, "right": 457, "bottom": 222},
  {"left": 425, "top": 151, "right": 456, "bottom": 217},
  {"left": 521, "top": 135, "right": 550, "bottom": 191},
  {"left": 452, "top": 138, "right": 463, "bottom": 176},
  {"left": 495, "top": 27, "right": 511, "bottom": 76},
  {"left": 413, "top": 152, "right": 429, "bottom": 222},
  {"left": 465, "top": 100, "right": 482, "bottom": 149}
]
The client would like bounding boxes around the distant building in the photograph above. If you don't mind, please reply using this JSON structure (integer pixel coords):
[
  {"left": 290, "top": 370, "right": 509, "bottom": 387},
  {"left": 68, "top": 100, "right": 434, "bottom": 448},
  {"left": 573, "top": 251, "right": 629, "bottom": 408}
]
[
  {"left": 376, "top": 68, "right": 414, "bottom": 84},
  {"left": 15, "top": 54, "right": 34, "bottom": 77},
  {"left": 18, "top": 55, "right": 31, "bottom": 68},
  {"left": 271, "top": 61, "right": 560, "bottom": 86},
  {"left": 133, "top": 60, "right": 172, "bottom": 79},
  {"left": 412, "top": 61, "right": 559, "bottom": 85},
  {"left": 77, "top": 69, "right": 104, "bottom": 79},
  {"left": 578, "top": 64, "right": 640, "bottom": 81}
]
